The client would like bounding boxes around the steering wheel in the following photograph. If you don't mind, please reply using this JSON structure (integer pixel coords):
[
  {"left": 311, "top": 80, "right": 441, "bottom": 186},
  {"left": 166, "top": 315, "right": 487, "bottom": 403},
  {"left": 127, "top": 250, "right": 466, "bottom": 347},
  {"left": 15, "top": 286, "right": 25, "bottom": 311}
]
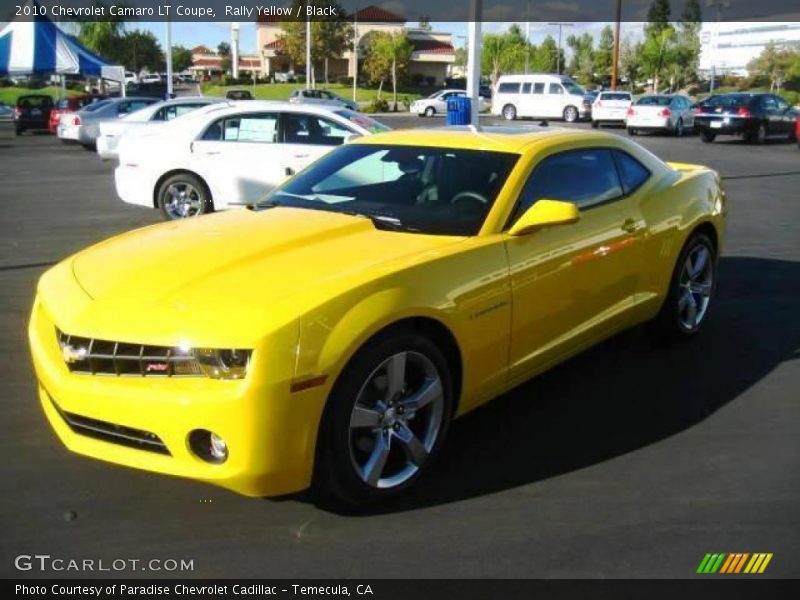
[{"left": 451, "top": 191, "right": 489, "bottom": 211}]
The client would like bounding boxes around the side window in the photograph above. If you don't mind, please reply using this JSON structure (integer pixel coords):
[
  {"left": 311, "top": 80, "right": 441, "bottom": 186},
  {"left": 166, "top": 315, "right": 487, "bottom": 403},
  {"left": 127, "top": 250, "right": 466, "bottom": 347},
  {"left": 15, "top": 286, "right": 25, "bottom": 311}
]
[
  {"left": 761, "top": 96, "right": 777, "bottom": 111},
  {"left": 532, "top": 82, "right": 545, "bottom": 94},
  {"left": 283, "top": 114, "right": 353, "bottom": 146},
  {"left": 774, "top": 96, "right": 789, "bottom": 111},
  {"left": 202, "top": 113, "right": 278, "bottom": 142},
  {"left": 116, "top": 102, "right": 131, "bottom": 115},
  {"left": 152, "top": 107, "right": 168, "bottom": 121},
  {"left": 498, "top": 82, "right": 521, "bottom": 94},
  {"left": 613, "top": 150, "right": 651, "bottom": 195},
  {"left": 548, "top": 83, "right": 564, "bottom": 95},
  {"left": 511, "top": 148, "right": 623, "bottom": 223},
  {"left": 521, "top": 82, "right": 532, "bottom": 94}
]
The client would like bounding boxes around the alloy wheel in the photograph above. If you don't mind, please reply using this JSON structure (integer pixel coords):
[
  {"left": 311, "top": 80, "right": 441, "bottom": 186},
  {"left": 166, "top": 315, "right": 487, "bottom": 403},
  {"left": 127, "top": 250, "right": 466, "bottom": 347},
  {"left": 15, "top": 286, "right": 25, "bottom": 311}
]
[
  {"left": 348, "top": 351, "right": 445, "bottom": 489},
  {"left": 564, "top": 106, "right": 578, "bottom": 122},
  {"left": 163, "top": 182, "right": 203, "bottom": 219},
  {"left": 677, "top": 244, "right": 713, "bottom": 331}
]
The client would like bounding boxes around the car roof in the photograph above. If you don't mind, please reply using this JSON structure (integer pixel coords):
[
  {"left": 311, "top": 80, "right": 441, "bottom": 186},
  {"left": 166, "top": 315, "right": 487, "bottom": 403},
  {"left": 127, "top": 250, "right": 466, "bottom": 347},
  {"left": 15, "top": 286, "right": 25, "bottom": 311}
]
[
  {"left": 351, "top": 126, "right": 621, "bottom": 154},
  {"left": 193, "top": 100, "right": 349, "bottom": 118}
]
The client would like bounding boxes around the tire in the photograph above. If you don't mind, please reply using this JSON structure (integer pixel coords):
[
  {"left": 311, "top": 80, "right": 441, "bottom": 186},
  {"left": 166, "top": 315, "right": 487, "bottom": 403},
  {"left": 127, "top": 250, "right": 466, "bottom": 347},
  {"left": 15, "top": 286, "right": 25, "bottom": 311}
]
[
  {"left": 746, "top": 122, "right": 767, "bottom": 144},
  {"left": 627, "top": 127, "right": 637, "bottom": 136},
  {"left": 81, "top": 143, "right": 96, "bottom": 151},
  {"left": 157, "top": 173, "right": 212, "bottom": 220},
  {"left": 591, "top": 120, "right": 599, "bottom": 129},
  {"left": 674, "top": 118, "right": 684, "bottom": 137},
  {"left": 700, "top": 130, "right": 716, "bottom": 143},
  {"left": 563, "top": 105, "right": 579, "bottom": 123},
  {"left": 424, "top": 106, "right": 435, "bottom": 118},
  {"left": 502, "top": 104, "right": 517, "bottom": 121},
  {"left": 313, "top": 329, "right": 454, "bottom": 508},
  {"left": 649, "top": 232, "right": 717, "bottom": 341}
]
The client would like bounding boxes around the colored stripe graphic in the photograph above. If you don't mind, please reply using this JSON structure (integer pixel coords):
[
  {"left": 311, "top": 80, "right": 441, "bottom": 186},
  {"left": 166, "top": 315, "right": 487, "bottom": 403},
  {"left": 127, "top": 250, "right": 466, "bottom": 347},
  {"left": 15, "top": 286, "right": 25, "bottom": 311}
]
[
  {"left": 701, "top": 553, "right": 774, "bottom": 574},
  {"left": 697, "top": 553, "right": 727, "bottom": 573}
]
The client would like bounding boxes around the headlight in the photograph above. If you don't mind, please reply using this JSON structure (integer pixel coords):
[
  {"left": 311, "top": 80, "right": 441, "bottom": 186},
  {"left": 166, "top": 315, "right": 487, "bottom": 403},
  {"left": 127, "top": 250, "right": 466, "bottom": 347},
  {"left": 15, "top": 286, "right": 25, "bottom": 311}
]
[{"left": 195, "top": 349, "right": 252, "bottom": 380}]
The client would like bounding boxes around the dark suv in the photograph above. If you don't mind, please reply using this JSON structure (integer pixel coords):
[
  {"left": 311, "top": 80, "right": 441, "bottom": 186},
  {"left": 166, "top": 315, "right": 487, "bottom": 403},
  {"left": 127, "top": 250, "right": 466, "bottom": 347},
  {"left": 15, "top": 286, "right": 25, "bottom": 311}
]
[
  {"left": 14, "top": 94, "right": 54, "bottom": 135},
  {"left": 694, "top": 92, "right": 798, "bottom": 144}
]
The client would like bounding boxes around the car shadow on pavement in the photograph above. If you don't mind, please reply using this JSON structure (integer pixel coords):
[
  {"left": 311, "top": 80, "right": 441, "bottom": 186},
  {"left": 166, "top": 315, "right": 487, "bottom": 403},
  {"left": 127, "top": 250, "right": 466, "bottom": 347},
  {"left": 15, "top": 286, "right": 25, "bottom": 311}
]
[{"left": 336, "top": 256, "right": 799, "bottom": 515}]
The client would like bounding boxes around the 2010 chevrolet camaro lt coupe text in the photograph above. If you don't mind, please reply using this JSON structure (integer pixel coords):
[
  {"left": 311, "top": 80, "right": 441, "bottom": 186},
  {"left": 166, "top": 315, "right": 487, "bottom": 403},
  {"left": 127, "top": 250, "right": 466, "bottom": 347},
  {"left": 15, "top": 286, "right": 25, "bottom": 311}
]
[{"left": 29, "top": 128, "right": 727, "bottom": 506}]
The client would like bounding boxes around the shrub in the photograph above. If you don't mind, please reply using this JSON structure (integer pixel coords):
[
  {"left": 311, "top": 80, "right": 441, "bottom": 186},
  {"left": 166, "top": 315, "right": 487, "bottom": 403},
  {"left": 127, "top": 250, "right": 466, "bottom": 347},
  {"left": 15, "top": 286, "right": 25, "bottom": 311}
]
[
  {"left": 0, "top": 78, "right": 12, "bottom": 88},
  {"left": 366, "top": 98, "right": 389, "bottom": 113},
  {"left": 336, "top": 76, "right": 354, "bottom": 86}
]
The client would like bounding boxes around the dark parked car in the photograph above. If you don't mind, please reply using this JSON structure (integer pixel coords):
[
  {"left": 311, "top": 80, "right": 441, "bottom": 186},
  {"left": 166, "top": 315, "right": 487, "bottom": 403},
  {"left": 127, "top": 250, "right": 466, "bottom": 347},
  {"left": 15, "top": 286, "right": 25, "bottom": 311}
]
[
  {"left": 225, "top": 89, "right": 254, "bottom": 101},
  {"left": 14, "top": 94, "right": 54, "bottom": 135},
  {"left": 694, "top": 92, "right": 798, "bottom": 144},
  {"left": 796, "top": 113, "right": 800, "bottom": 149}
]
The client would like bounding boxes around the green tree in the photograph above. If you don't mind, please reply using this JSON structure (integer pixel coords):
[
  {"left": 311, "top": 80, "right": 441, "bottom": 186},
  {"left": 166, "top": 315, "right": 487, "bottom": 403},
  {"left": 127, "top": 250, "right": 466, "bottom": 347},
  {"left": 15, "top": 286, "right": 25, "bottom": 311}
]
[
  {"left": 171, "top": 46, "right": 193, "bottom": 73},
  {"left": 594, "top": 25, "right": 615, "bottom": 83},
  {"left": 418, "top": 17, "right": 432, "bottom": 31},
  {"left": 362, "top": 31, "right": 413, "bottom": 110},
  {"left": 645, "top": 0, "right": 672, "bottom": 38},
  {"left": 481, "top": 32, "right": 526, "bottom": 84},
  {"left": 531, "top": 35, "right": 560, "bottom": 73},
  {"left": 278, "top": 0, "right": 353, "bottom": 85},
  {"left": 672, "top": 0, "right": 703, "bottom": 90},
  {"left": 77, "top": 21, "right": 125, "bottom": 64},
  {"left": 217, "top": 42, "right": 232, "bottom": 74},
  {"left": 619, "top": 36, "right": 642, "bottom": 85},
  {"left": 640, "top": 26, "right": 677, "bottom": 92},
  {"left": 118, "top": 30, "right": 163, "bottom": 73},
  {"left": 566, "top": 33, "right": 595, "bottom": 85},
  {"left": 747, "top": 45, "right": 800, "bottom": 91}
]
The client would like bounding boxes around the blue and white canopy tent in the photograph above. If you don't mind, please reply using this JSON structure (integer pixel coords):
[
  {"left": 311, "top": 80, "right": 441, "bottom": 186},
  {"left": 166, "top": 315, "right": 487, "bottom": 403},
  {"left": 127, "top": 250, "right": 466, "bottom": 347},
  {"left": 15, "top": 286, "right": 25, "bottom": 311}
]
[{"left": 0, "top": 2, "right": 125, "bottom": 95}]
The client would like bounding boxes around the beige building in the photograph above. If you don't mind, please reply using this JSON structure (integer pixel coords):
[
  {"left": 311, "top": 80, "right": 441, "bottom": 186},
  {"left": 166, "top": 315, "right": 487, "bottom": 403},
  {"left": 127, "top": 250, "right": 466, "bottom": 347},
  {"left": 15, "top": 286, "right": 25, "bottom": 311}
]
[
  {"left": 190, "top": 45, "right": 262, "bottom": 79},
  {"left": 256, "top": 5, "right": 455, "bottom": 84}
]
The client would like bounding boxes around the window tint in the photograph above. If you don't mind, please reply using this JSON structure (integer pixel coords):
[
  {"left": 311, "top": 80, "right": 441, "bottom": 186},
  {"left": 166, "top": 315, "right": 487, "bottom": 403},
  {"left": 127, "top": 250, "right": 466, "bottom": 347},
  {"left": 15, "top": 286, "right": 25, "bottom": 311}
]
[
  {"left": 613, "top": 150, "right": 650, "bottom": 195},
  {"left": 636, "top": 96, "right": 672, "bottom": 106},
  {"left": 153, "top": 103, "right": 204, "bottom": 121},
  {"left": 512, "top": 148, "right": 623, "bottom": 222},
  {"left": 774, "top": 96, "right": 789, "bottom": 111},
  {"left": 202, "top": 113, "right": 278, "bottom": 142},
  {"left": 118, "top": 100, "right": 153, "bottom": 116},
  {"left": 533, "top": 82, "right": 545, "bottom": 94},
  {"left": 498, "top": 82, "right": 521, "bottom": 94},
  {"left": 548, "top": 83, "right": 564, "bottom": 95},
  {"left": 600, "top": 92, "right": 631, "bottom": 101},
  {"left": 521, "top": 82, "right": 532, "bottom": 94},
  {"left": 283, "top": 113, "right": 353, "bottom": 146}
]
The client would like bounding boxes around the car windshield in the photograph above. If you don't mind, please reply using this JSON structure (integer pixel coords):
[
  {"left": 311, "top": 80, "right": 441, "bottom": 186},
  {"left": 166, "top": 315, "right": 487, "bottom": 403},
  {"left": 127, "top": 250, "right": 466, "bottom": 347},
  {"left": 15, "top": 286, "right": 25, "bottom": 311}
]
[
  {"left": 637, "top": 96, "right": 672, "bottom": 106},
  {"left": 333, "top": 110, "right": 391, "bottom": 134},
  {"left": 562, "top": 81, "right": 585, "bottom": 95},
  {"left": 702, "top": 94, "right": 752, "bottom": 107},
  {"left": 258, "top": 144, "right": 519, "bottom": 236},
  {"left": 601, "top": 93, "right": 631, "bottom": 101}
]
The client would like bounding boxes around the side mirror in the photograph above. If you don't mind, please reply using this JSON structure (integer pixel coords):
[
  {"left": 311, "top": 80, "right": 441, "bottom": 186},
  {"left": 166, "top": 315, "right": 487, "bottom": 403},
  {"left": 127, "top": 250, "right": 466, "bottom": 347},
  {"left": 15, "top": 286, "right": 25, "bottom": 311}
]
[{"left": 508, "top": 199, "right": 579, "bottom": 236}]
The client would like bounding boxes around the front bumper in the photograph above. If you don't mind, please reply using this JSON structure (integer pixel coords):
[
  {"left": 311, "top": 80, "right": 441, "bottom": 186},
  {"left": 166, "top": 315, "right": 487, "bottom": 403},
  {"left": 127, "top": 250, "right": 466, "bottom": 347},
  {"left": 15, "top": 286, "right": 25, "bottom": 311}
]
[{"left": 28, "top": 285, "right": 326, "bottom": 497}]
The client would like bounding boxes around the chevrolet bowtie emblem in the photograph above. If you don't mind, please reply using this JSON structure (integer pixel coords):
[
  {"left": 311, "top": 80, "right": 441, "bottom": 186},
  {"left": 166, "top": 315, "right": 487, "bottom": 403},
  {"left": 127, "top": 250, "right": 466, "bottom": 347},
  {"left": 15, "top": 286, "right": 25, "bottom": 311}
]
[{"left": 62, "top": 344, "right": 87, "bottom": 364}]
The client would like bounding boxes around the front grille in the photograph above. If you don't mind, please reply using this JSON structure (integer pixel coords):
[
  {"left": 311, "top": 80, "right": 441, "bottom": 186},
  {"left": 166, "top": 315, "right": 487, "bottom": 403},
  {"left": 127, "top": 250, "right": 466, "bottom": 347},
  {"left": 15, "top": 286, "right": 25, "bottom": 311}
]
[
  {"left": 56, "top": 329, "right": 202, "bottom": 377},
  {"left": 49, "top": 394, "right": 170, "bottom": 455}
]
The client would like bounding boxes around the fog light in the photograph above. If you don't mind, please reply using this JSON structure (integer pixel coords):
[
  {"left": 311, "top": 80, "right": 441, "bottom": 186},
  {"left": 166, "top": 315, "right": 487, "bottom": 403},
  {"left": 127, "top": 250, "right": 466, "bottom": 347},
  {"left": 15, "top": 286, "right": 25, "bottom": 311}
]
[{"left": 189, "top": 429, "right": 228, "bottom": 464}]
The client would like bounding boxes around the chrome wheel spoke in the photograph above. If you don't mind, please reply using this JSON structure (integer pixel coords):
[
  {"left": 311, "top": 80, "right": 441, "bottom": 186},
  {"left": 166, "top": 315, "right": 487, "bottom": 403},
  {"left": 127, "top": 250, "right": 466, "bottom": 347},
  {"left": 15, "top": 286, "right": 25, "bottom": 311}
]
[
  {"left": 394, "top": 423, "right": 428, "bottom": 467},
  {"left": 685, "top": 292, "right": 698, "bottom": 325},
  {"left": 678, "top": 288, "right": 692, "bottom": 311},
  {"left": 384, "top": 352, "right": 407, "bottom": 401},
  {"left": 361, "top": 429, "right": 391, "bottom": 486},
  {"left": 691, "top": 247, "right": 709, "bottom": 278},
  {"left": 689, "top": 281, "right": 712, "bottom": 297},
  {"left": 399, "top": 377, "right": 442, "bottom": 413},
  {"left": 351, "top": 405, "right": 382, "bottom": 429}
]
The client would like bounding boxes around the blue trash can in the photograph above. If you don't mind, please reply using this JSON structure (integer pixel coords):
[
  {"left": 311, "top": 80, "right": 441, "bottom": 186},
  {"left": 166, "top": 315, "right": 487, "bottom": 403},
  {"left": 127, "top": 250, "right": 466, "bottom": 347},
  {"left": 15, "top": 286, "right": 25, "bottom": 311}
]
[{"left": 446, "top": 96, "right": 472, "bottom": 126}]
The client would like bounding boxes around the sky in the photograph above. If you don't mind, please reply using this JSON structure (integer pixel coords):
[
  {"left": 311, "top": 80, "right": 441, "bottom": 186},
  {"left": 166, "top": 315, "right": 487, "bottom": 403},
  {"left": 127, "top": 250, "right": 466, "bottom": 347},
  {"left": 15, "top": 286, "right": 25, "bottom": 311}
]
[{"left": 136, "top": 21, "right": 646, "bottom": 57}]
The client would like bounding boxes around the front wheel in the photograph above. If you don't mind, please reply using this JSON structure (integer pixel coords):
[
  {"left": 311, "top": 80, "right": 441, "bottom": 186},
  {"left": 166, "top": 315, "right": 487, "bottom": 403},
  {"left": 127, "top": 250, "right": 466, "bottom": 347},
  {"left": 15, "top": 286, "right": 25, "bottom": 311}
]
[
  {"left": 314, "top": 331, "right": 454, "bottom": 507},
  {"left": 674, "top": 118, "right": 684, "bottom": 137},
  {"left": 649, "top": 232, "right": 717, "bottom": 340},
  {"left": 157, "top": 173, "right": 212, "bottom": 220},
  {"left": 563, "top": 105, "right": 579, "bottom": 123},
  {"left": 627, "top": 127, "right": 637, "bottom": 136},
  {"left": 423, "top": 106, "right": 435, "bottom": 118}
]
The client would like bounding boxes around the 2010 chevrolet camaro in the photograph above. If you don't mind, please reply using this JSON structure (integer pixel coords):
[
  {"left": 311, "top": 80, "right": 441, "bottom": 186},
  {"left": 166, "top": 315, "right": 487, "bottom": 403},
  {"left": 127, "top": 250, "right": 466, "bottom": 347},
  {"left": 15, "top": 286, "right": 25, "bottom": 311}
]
[{"left": 29, "top": 127, "right": 727, "bottom": 506}]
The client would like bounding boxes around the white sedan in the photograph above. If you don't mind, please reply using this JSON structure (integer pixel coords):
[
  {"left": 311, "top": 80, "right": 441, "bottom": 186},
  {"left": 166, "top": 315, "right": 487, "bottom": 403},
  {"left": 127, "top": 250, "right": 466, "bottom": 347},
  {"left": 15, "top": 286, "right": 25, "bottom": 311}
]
[
  {"left": 115, "top": 102, "right": 390, "bottom": 220},
  {"left": 591, "top": 91, "right": 633, "bottom": 127},
  {"left": 409, "top": 89, "right": 490, "bottom": 117},
  {"left": 96, "top": 97, "right": 223, "bottom": 160}
]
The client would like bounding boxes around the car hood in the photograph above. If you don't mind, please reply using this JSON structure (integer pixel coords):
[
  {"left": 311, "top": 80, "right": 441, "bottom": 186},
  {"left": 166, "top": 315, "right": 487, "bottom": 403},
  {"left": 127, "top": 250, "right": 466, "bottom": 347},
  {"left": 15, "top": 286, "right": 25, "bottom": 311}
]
[{"left": 71, "top": 207, "right": 461, "bottom": 314}]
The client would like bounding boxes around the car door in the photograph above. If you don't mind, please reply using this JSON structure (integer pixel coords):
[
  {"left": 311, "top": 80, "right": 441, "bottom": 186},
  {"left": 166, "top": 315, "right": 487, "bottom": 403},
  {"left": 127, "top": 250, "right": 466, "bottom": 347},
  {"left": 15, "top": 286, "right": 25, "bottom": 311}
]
[
  {"left": 503, "top": 147, "right": 647, "bottom": 382},
  {"left": 191, "top": 111, "right": 284, "bottom": 205},
  {"left": 280, "top": 112, "right": 357, "bottom": 177},
  {"left": 772, "top": 95, "right": 793, "bottom": 133},
  {"left": 546, "top": 82, "right": 566, "bottom": 118}
]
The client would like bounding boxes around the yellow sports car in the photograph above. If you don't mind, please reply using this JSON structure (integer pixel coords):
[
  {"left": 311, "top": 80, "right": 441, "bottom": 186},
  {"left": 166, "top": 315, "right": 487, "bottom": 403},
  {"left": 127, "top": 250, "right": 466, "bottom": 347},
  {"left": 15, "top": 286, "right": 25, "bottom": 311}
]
[{"left": 29, "top": 127, "right": 727, "bottom": 506}]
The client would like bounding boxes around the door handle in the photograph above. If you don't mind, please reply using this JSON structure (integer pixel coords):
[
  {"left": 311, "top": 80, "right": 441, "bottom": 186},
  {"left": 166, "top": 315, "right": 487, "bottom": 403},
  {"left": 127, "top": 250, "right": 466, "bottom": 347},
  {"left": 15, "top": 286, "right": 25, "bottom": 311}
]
[
  {"left": 203, "top": 151, "right": 221, "bottom": 156},
  {"left": 621, "top": 218, "right": 641, "bottom": 233},
  {"left": 293, "top": 154, "right": 309, "bottom": 159},
  {"left": 285, "top": 167, "right": 295, "bottom": 176}
]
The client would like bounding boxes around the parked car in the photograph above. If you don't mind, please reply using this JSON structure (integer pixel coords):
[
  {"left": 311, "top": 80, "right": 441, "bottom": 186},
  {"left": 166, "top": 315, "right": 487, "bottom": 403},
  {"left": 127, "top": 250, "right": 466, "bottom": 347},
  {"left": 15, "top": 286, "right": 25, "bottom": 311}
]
[
  {"left": 0, "top": 102, "right": 13, "bottom": 122},
  {"left": 626, "top": 95, "right": 695, "bottom": 136},
  {"left": 289, "top": 88, "right": 359, "bottom": 112},
  {"left": 274, "top": 71, "right": 297, "bottom": 83},
  {"left": 409, "top": 89, "right": 490, "bottom": 117},
  {"left": 96, "top": 97, "right": 224, "bottom": 160},
  {"left": 124, "top": 72, "right": 138, "bottom": 85},
  {"left": 13, "top": 94, "right": 54, "bottom": 135},
  {"left": 57, "top": 97, "right": 160, "bottom": 149},
  {"left": 49, "top": 95, "right": 96, "bottom": 134},
  {"left": 796, "top": 113, "right": 800, "bottom": 149},
  {"left": 591, "top": 91, "right": 633, "bottom": 128},
  {"left": 225, "top": 90, "right": 254, "bottom": 101},
  {"left": 140, "top": 73, "right": 162, "bottom": 84},
  {"left": 492, "top": 74, "right": 588, "bottom": 122},
  {"left": 115, "top": 102, "right": 391, "bottom": 220},
  {"left": 693, "top": 92, "right": 798, "bottom": 144},
  {"left": 30, "top": 127, "right": 726, "bottom": 505}
]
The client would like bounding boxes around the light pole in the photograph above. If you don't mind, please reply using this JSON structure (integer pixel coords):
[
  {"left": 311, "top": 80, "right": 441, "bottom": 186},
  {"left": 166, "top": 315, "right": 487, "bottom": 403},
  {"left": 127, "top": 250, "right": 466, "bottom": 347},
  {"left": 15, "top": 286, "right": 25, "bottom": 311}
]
[
  {"left": 231, "top": 22, "right": 240, "bottom": 79},
  {"left": 306, "top": 19, "right": 312, "bottom": 89},
  {"left": 352, "top": 7, "right": 358, "bottom": 102},
  {"left": 525, "top": 0, "right": 530, "bottom": 73},
  {"left": 165, "top": 21, "right": 173, "bottom": 98},
  {"left": 467, "top": 0, "right": 483, "bottom": 125},
  {"left": 548, "top": 22, "right": 573, "bottom": 75},
  {"left": 611, "top": 0, "right": 621, "bottom": 89}
]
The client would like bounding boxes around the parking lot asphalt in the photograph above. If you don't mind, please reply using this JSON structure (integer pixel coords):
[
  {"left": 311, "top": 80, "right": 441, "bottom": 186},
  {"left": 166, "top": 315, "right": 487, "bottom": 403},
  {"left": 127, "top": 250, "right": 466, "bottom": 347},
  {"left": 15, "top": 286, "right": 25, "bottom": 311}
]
[{"left": 1, "top": 117, "right": 798, "bottom": 578}]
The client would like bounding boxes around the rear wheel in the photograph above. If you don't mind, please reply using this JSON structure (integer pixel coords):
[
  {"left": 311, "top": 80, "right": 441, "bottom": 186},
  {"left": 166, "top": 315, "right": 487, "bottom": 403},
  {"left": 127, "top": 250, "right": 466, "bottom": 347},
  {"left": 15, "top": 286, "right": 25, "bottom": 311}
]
[
  {"left": 746, "top": 122, "right": 767, "bottom": 144},
  {"left": 700, "top": 130, "right": 716, "bottom": 143},
  {"left": 591, "top": 120, "right": 599, "bottom": 129},
  {"left": 157, "top": 173, "right": 212, "bottom": 220},
  {"left": 502, "top": 104, "right": 517, "bottom": 121},
  {"left": 674, "top": 118, "right": 684, "bottom": 137},
  {"left": 314, "top": 330, "right": 453, "bottom": 507},
  {"left": 649, "top": 232, "right": 717, "bottom": 340},
  {"left": 627, "top": 127, "right": 637, "bottom": 136},
  {"left": 563, "top": 105, "right": 579, "bottom": 123}
]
